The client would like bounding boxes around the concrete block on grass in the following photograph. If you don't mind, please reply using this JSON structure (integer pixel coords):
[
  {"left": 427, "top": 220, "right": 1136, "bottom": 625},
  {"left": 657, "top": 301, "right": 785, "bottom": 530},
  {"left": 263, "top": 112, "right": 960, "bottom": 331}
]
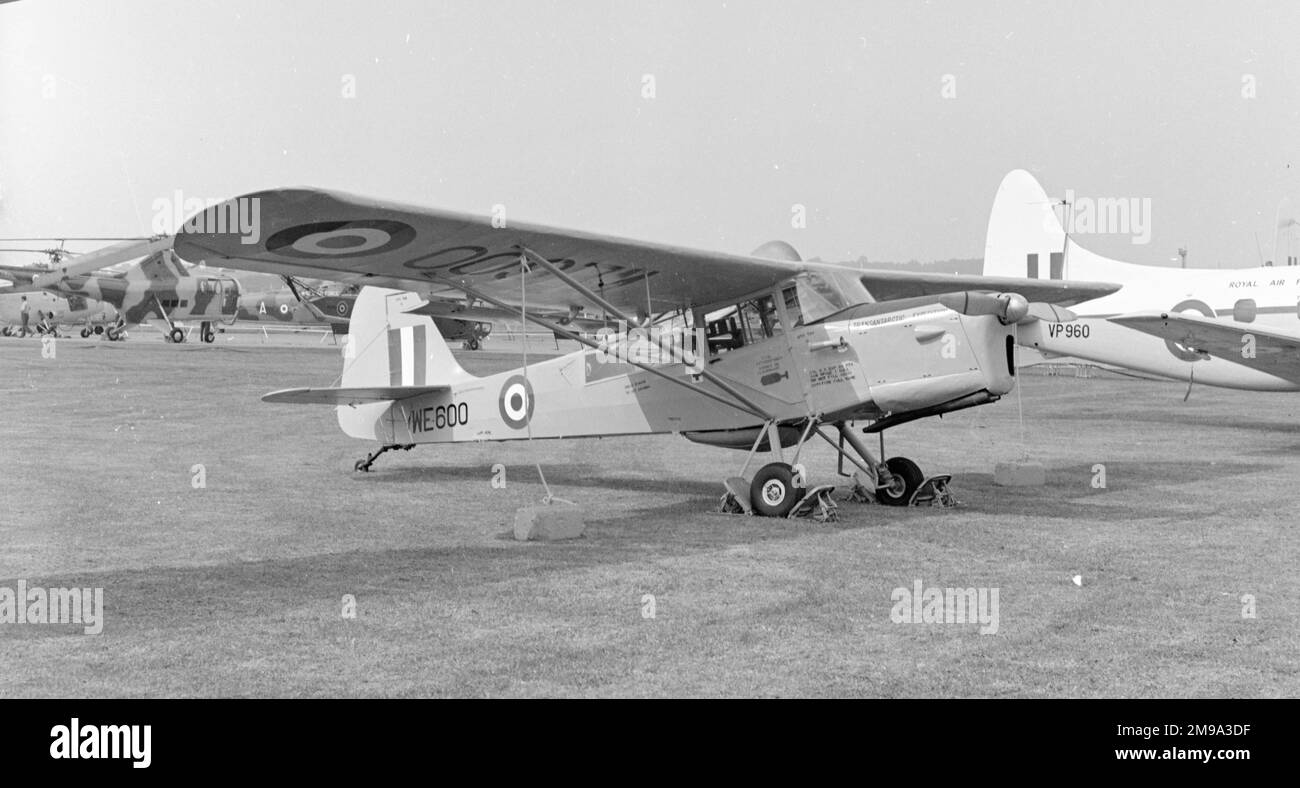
[{"left": 514, "top": 505, "right": 587, "bottom": 541}]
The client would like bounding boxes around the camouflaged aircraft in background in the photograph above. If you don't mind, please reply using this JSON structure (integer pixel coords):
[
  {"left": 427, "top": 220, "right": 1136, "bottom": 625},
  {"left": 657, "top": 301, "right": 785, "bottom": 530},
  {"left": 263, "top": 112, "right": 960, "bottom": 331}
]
[
  {"left": 0, "top": 242, "right": 121, "bottom": 336},
  {"left": 2, "top": 237, "right": 240, "bottom": 342}
]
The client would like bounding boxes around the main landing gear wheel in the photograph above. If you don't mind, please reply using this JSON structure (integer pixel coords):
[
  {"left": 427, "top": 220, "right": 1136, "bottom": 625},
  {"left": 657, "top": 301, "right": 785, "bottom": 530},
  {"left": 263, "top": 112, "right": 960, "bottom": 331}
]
[
  {"left": 105, "top": 326, "right": 121, "bottom": 341},
  {"left": 877, "top": 456, "right": 924, "bottom": 507},
  {"left": 80, "top": 327, "right": 92, "bottom": 338},
  {"left": 750, "top": 462, "right": 806, "bottom": 518},
  {"left": 200, "top": 323, "right": 215, "bottom": 343},
  {"left": 93, "top": 325, "right": 104, "bottom": 335},
  {"left": 463, "top": 338, "right": 480, "bottom": 351},
  {"left": 169, "top": 327, "right": 185, "bottom": 343}
]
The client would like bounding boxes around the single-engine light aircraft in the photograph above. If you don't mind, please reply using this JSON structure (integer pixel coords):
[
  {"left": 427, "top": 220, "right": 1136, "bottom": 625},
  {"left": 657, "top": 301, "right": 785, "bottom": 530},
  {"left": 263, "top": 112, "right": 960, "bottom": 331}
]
[{"left": 169, "top": 188, "right": 1116, "bottom": 516}]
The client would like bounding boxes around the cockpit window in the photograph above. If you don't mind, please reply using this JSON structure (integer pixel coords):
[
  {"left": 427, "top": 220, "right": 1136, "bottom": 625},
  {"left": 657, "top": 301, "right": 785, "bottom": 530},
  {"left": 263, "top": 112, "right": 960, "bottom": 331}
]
[
  {"left": 787, "top": 271, "right": 851, "bottom": 325},
  {"left": 704, "top": 295, "right": 782, "bottom": 354}
]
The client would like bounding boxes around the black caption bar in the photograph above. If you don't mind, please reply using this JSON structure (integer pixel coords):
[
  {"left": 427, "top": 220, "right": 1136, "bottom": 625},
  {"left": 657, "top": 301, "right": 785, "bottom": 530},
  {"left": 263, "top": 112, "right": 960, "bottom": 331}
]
[{"left": 0, "top": 698, "right": 1287, "bottom": 777}]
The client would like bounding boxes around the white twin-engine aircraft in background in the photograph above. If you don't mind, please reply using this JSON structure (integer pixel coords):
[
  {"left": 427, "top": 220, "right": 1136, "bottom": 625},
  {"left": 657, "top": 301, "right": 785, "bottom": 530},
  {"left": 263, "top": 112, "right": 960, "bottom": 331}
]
[
  {"left": 985, "top": 169, "right": 1300, "bottom": 392},
  {"left": 169, "top": 188, "right": 1115, "bottom": 517}
]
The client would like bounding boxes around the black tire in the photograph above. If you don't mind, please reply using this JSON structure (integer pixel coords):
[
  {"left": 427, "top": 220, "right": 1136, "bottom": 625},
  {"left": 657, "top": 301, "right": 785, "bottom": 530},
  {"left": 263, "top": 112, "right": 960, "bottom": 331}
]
[
  {"left": 169, "top": 327, "right": 185, "bottom": 343},
  {"left": 750, "top": 462, "right": 805, "bottom": 517},
  {"left": 80, "top": 328, "right": 91, "bottom": 338},
  {"left": 105, "top": 327, "right": 119, "bottom": 341},
  {"left": 878, "top": 456, "right": 924, "bottom": 506},
  {"left": 93, "top": 325, "right": 104, "bottom": 335}
]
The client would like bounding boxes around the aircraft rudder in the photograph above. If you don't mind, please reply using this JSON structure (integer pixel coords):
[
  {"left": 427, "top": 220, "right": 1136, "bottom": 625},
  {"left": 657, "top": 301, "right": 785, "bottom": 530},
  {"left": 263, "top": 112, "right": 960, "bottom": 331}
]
[
  {"left": 342, "top": 287, "right": 470, "bottom": 389},
  {"left": 983, "top": 169, "right": 1067, "bottom": 279}
]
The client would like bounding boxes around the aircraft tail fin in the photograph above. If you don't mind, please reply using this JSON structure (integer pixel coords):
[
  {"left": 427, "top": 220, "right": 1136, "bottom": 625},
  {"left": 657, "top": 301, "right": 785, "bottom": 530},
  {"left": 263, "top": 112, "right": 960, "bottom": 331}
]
[
  {"left": 341, "top": 286, "right": 470, "bottom": 390},
  {"left": 129, "top": 250, "right": 189, "bottom": 282},
  {"left": 983, "top": 169, "right": 1069, "bottom": 279},
  {"left": 984, "top": 169, "right": 1145, "bottom": 284}
]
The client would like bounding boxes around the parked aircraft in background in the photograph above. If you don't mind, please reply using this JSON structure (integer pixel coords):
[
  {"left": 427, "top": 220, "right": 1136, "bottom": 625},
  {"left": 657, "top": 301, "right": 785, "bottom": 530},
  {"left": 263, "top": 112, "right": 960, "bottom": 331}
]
[
  {"left": 0, "top": 288, "right": 118, "bottom": 336},
  {"left": 234, "top": 278, "right": 493, "bottom": 349},
  {"left": 984, "top": 169, "right": 1300, "bottom": 391},
  {"left": 0, "top": 241, "right": 122, "bottom": 336},
  {"left": 3, "top": 237, "right": 240, "bottom": 342}
]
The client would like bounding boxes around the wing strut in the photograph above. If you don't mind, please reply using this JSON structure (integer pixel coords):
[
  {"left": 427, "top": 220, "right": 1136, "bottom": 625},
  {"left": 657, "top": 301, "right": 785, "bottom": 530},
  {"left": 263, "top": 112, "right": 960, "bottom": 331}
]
[
  {"left": 424, "top": 250, "right": 776, "bottom": 422},
  {"left": 518, "top": 247, "right": 648, "bottom": 328},
  {"left": 283, "top": 276, "right": 343, "bottom": 324}
]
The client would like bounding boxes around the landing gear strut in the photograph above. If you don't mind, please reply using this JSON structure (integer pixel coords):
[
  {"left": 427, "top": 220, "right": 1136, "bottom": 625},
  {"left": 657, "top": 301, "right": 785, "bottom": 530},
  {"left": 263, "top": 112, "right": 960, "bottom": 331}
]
[
  {"left": 720, "top": 419, "right": 833, "bottom": 520},
  {"left": 354, "top": 443, "right": 415, "bottom": 472},
  {"left": 719, "top": 417, "right": 957, "bottom": 517},
  {"left": 826, "top": 423, "right": 955, "bottom": 508},
  {"left": 200, "top": 322, "right": 215, "bottom": 343}
]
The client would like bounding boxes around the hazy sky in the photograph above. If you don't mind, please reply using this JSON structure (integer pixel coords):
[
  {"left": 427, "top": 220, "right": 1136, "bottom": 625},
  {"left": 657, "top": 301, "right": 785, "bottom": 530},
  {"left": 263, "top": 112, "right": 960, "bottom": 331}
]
[{"left": 1, "top": 0, "right": 1297, "bottom": 269}]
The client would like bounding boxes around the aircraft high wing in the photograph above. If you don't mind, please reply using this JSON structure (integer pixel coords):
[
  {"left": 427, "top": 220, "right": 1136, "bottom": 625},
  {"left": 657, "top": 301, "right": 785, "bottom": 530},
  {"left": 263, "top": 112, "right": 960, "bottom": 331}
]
[
  {"left": 174, "top": 187, "right": 1119, "bottom": 517},
  {"left": 1111, "top": 313, "right": 1300, "bottom": 385},
  {"left": 173, "top": 187, "right": 1111, "bottom": 316}
]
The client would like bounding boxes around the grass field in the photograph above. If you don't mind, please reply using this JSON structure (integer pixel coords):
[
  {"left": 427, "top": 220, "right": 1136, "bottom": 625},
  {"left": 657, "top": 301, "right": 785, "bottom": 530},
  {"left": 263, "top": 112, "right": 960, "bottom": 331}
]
[{"left": 1, "top": 334, "right": 1297, "bottom": 697}]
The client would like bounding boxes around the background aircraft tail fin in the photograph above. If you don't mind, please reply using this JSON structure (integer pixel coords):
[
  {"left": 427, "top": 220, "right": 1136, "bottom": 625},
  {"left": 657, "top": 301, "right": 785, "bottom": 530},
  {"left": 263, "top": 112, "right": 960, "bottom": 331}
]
[
  {"left": 342, "top": 286, "right": 470, "bottom": 390},
  {"left": 129, "top": 250, "right": 190, "bottom": 282},
  {"left": 983, "top": 169, "right": 1069, "bottom": 279}
]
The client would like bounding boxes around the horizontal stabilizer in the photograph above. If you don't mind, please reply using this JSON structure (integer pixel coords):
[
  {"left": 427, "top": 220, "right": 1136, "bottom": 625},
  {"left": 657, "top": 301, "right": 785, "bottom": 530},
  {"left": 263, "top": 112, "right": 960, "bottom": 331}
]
[
  {"left": 1110, "top": 312, "right": 1300, "bottom": 384},
  {"left": 262, "top": 385, "right": 449, "bottom": 405}
]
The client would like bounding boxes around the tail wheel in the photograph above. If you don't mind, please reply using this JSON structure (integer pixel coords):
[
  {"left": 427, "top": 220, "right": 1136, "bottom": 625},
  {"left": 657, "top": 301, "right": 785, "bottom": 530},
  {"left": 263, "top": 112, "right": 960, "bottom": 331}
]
[
  {"left": 169, "top": 327, "right": 185, "bottom": 343},
  {"left": 878, "top": 456, "right": 924, "bottom": 506},
  {"left": 750, "top": 462, "right": 806, "bottom": 518}
]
